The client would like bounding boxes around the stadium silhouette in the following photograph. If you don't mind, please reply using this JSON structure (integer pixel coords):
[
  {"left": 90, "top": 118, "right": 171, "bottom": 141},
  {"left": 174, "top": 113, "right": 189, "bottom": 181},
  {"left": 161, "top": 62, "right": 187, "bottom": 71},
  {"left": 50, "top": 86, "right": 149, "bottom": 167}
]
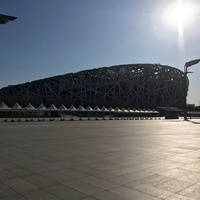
[{"left": 0, "top": 64, "right": 186, "bottom": 109}]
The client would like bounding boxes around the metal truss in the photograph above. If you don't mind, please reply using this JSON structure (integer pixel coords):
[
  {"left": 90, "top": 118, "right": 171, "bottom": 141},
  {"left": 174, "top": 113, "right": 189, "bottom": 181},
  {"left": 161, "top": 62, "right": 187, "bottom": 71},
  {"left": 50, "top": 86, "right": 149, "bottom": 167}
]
[{"left": 0, "top": 64, "right": 186, "bottom": 109}]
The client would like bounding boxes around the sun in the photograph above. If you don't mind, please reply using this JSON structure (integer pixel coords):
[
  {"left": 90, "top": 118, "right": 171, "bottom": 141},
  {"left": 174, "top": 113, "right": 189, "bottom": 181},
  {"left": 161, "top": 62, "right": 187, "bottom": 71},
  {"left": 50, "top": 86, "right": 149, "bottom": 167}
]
[
  {"left": 161, "top": 0, "right": 197, "bottom": 51},
  {"left": 171, "top": 3, "right": 189, "bottom": 23},
  {"left": 162, "top": 0, "right": 196, "bottom": 29}
]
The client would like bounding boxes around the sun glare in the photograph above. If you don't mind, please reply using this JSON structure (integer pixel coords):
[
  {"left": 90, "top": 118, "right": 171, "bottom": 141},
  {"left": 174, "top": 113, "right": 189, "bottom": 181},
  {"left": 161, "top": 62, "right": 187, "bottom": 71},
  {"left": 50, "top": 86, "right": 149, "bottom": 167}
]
[
  {"left": 161, "top": 0, "right": 198, "bottom": 51},
  {"left": 172, "top": 4, "right": 188, "bottom": 23},
  {"left": 162, "top": 0, "right": 196, "bottom": 29}
]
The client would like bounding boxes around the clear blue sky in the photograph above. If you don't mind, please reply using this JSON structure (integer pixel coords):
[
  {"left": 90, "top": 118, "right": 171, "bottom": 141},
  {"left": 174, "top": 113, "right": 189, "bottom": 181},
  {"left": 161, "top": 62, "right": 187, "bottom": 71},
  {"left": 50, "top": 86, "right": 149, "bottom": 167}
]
[{"left": 1, "top": 0, "right": 200, "bottom": 104}]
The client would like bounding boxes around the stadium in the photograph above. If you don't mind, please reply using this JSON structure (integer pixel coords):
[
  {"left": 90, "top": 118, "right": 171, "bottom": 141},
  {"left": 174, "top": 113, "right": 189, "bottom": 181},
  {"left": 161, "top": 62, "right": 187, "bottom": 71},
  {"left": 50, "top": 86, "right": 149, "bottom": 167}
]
[{"left": 0, "top": 64, "right": 186, "bottom": 109}]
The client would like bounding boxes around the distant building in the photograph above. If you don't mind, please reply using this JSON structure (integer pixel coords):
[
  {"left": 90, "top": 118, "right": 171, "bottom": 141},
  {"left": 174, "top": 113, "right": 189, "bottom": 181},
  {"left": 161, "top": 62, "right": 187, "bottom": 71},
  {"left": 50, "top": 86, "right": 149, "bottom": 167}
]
[{"left": 0, "top": 64, "right": 186, "bottom": 108}]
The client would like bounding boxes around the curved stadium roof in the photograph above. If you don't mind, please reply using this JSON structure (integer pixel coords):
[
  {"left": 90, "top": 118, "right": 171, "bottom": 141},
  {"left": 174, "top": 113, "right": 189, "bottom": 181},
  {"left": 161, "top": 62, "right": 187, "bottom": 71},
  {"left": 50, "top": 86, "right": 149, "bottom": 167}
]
[{"left": 0, "top": 63, "right": 186, "bottom": 109}]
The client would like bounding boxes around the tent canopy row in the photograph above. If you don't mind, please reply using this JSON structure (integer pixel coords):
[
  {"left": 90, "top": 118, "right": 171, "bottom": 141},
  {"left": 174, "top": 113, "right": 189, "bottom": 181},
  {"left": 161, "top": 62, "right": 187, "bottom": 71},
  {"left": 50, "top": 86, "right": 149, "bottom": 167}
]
[{"left": 0, "top": 102, "right": 159, "bottom": 113}]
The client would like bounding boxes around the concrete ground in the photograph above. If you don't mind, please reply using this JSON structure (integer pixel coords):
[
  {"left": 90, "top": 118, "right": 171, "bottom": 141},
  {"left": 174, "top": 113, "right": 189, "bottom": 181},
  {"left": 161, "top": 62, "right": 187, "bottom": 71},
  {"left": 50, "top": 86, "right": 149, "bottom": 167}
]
[{"left": 0, "top": 119, "right": 200, "bottom": 199}]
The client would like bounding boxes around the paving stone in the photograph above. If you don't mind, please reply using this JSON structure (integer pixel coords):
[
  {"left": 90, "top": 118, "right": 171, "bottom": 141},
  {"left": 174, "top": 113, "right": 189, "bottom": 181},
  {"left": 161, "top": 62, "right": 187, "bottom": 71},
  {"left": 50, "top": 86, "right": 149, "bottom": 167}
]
[
  {"left": 155, "top": 179, "right": 194, "bottom": 193},
  {"left": 38, "top": 161, "right": 66, "bottom": 171},
  {"left": 58, "top": 168, "right": 89, "bottom": 179},
  {"left": 0, "top": 169, "right": 18, "bottom": 181},
  {"left": 92, "top": 190, "right": 129, "bottom": 200},
  {"left": 122, "top": 171, "right": 154, "bottom": 182},
  {"left": 22, "top": 188, "right": 61, "bottom": 200},
  {"left": 63, "top": 180, "right": 104, "bottom": 195},
  {"left": 137, "top": 174, "right": 173, "bottom": 186},
  {"left": 41, "top": 171, "right": 74, "bottom": 183},
  {"left": 124, "top": 182, "right": 173, "bottom": 199},
  {"left": 1, "top": 119, "right": 200, "bottom": 199},
  {"left": 0, "top": 182, "right": 18, "bottom": 198},
  {"left": 2, "top": 177, "right": 38, "bottom": 192},
  {"left": 110, "top": 186, "right": 161, "bottom": 200},
  {"left": 165, "top": 194, "right": 197, "bottom": 200},
  {"left": 157, "top": 168, "right": 191, "bottom": 179},
  {"left": 0, "top": 160, "right": 18, "bottom": 169},
  {"left": 78, "top": 175, "right": 118, "bottom": 190},
  {"left": 71, "top": 166, "right": 101, "bottom": 175},
  {"left": 44, "top": 184, "right": 86, "bottom": 199},
  {"left": 94, "top": 172, "right": 134, "bottom": 185},
  {"left": 181, "top": 162, "right": 200, "bottom": 173},
  {"left": 108, "top": 166, "right": 144, "bottom": 176},
  {"left": 20, "top": 163, "right": 51, "bottom": 174},
  {"left": 23, "top": 174, "right": 56, "bottom": 187},
  {"left": 0, "top": 193, "right": 28, "bottom": 200},
  {"left": 7, "top": 167, "right": 35, "bottom": 177},
  {"left": 178, "top": 182, "right": 200, "bottom": 199},
  {"left": 80, "top": 197, "right": 97, "bottom": 200},
  {"left": 37, "top": 155, "right": 59, "bottom": 162}
]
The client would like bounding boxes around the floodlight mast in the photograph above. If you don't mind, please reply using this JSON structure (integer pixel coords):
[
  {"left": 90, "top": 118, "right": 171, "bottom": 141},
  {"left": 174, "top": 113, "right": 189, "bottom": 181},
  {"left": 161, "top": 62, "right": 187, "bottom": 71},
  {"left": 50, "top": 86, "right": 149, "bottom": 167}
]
[
  {"left": 184, "top": 59, "right": 200, "bottom": 121},
  {"left": 0, "top": 14, "right": 17, "bottom": 24}
]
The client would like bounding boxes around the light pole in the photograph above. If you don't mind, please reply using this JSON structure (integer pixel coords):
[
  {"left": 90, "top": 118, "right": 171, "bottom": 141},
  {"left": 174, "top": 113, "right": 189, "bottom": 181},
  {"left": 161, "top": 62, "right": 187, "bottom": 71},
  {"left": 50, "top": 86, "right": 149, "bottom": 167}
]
[
  {"left": 184, "top": 59, "right": 200, "bottom": 120},
  {"left": 0, "top": 14, "right": 17, "bottom": 24}
]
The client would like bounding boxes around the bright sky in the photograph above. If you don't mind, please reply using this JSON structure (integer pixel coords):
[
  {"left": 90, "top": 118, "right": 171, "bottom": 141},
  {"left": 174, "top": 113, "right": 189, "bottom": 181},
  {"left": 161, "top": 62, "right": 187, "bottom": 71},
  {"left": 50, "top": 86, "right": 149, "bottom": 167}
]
[{"left": 1, "top": 0, "right": 200, "bottom": 105}]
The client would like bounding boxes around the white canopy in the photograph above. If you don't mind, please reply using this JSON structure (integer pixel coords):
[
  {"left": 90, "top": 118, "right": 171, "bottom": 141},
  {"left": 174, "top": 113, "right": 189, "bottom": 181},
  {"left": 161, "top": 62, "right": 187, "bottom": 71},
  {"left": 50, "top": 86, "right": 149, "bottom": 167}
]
[
  {"left": 0, "top": 102, "right": 11, "bottom": 110},
  {"left": 48, "top": 104, "right": 58, "bottom": 111},
  {"left": 86, "top": 106, "right": 93, "bottom": 111},
  {"left": 94, "top": 106, "right": 101, "bottom": 111},
  {"left": 121, "top": 107, "right": 128, "bottom": 112},
  {"left": 108, "top": 106, "right": 115, "bottom": 112},
  {"left": 69, "top": 105, "right": 77, "bottom": 111},
  {"left": 132, "top": 108, "right": 136, "bottom": 112},
  {"left": 37, "top": 103, "right": 47, "bottom": 110},
  {"left": 127, "top": 108, "right": 134, "bottom": 112},
  {"left": 151, "top": 109, "right": 159, "bottom": 114},
  {"left": 12, "top": 102, "right": 23, "bottom": 110},
  {"left": 78, "top": 105, "right": 85, "bottom": 111},
  {"left": 142, "top": 108, "right": 148, "bottom": 113},
  {"left": 114, "top": 107, "right": 121, "bottom": 112},
  {"left": 25, "top": 103, "right": 36, "bottom": 110},
  {"left": 101, "top": 106, "right": 108, "bottom": 112},
  {"left": 59, "top": 104, "right": 68, "bottom": 110},
  {"left": 136, "top": 108, "right": 142, "bottom": 113}
]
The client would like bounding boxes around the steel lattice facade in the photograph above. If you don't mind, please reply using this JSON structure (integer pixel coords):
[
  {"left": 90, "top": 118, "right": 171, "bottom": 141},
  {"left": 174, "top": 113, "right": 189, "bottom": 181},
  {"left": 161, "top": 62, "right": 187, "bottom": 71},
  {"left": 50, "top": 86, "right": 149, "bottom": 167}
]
[{"left": 0, "top": 64, "right": 186, "bottom": 108}]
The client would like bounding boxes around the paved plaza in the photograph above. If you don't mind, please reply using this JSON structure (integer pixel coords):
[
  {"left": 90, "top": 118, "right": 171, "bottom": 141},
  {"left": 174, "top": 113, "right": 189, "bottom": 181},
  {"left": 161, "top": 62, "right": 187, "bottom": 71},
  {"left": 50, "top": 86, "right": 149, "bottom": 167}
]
[{"left": 0, "top": 119, "right": 200, "bottom": 199}]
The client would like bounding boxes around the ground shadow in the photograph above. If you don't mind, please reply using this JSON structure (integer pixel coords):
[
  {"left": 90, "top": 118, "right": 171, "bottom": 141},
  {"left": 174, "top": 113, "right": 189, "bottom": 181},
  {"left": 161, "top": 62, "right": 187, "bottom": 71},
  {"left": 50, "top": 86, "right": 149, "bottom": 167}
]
[{"left": 188, "top": 120, "right": 200, "bottom": 124}]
